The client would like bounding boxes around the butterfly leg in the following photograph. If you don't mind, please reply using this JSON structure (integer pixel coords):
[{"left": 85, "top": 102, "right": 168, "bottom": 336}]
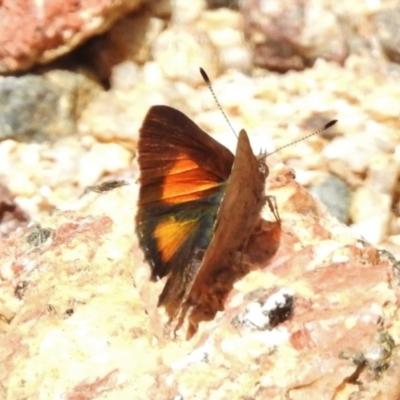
[{"left": 266, "top": 195, "right": 281, "bottom": 223}]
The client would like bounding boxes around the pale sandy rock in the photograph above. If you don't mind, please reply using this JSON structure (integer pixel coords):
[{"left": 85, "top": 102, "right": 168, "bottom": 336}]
[
  {"left": 198, "top": 9, "right": 253, "bottom": 72},
  {"left": 374, "top": 8, "right": 400, "bottom": 64},
  {"left": 349, "top": 154, "right": 399, "bottom": 244},
  {"left": 218, "top": 45, "right": 253, "bottom": 73},
  {"left": 389, "top": 217, "right": 400, "bottom": 237},
  {"left": 78, "top": 78, "right": 172, "bottom": 148},
  {"left": 0, "top": 136, "right": 133, "bottom": 221},
  {"left": 363, "top": 86, "right": 400, "bottom": 120},
  {"left": 151, "top": 27, "right": 219, "bottom": 85},
  {"left": 351, "top": 216, "right": 391, "bottom": 246},
  {"left": 350, "top": 186, "right": 392, "bottom": 244},
  {"left": 0, "top": 167, "right": 399, "bottom": 399},
  {"left": 384, "top": 234, "right": 400, "bottom": 255},
  {"left": 366, "top": 154, "right": 399, "bottom": 196},
  {"left": 171, "top": 0, "right": 206, "bottom": 25},
  {"left": 0, "top": 0, "right": 144, "bottom": 74},
  {"left": 323, "top": 131, "right": 395, "bottom": 174},
  {"left": 350, "top": 187, "right": 391, "bottom": 224},
  {"left": 77, "top": 142, "right": 132, "bottom": 187},
  {"left": 110, "top": 60, "right": 142, "bottom": 90},
  {"left": 80, "top": 64, "right": 214, "bottom": 147}
]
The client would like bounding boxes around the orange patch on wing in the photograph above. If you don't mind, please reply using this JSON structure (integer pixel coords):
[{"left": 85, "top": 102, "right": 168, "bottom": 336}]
[
  {"left": 162, "top": 158, "right": 222, "bottom": 204},
  {"left": 168, "top": 158, "right": 199, "bottom": 174},
  {"left": 154, "top": 218, "right": 198, "bottom": 263}
]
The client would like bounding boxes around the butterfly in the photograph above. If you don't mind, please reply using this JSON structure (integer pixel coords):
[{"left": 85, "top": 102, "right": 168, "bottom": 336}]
[{"left": 135, "top": 104, "right": 281, "bottom": 337}]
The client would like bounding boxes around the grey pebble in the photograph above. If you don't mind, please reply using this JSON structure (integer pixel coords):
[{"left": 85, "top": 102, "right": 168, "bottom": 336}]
[{"left": 309, "top": 175, "right": 352, "bottom": 224}]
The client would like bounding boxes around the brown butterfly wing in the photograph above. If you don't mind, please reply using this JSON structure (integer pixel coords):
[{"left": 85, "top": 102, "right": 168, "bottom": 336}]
[
  {"left": 136, "top": 106, "right": 235, "bottom": 311},
  {"left": 137, "top": 106, "right": 234, "bottom": 209},
  {"left": 184, "top": 129, "right": 269, "bottom": 335}
]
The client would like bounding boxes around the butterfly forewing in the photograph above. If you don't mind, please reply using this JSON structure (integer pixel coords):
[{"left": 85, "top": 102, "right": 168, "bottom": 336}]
[{"left": 136, "top": 106, "right": 234, "bottom": 296}]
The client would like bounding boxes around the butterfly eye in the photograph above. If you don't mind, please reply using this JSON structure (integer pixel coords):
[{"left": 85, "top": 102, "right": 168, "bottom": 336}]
[{"left": 258, "top": 162, "right": 269, "bottom": 177}]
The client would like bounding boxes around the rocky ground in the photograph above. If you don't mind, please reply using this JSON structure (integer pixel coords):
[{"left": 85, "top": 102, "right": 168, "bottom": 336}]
[{"left": 1, "top": 0, "right": 400, "bottom": 399}]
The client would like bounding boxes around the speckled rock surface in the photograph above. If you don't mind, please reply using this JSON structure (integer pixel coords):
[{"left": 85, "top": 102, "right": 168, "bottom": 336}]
[
  {"left": 0, "top": 0, "right": 144, "bottom": 73},
  {"left": 1, "top": 1, "right": 400, "bottom": 398},
  {"left": 240, "top": 0, "right": 348, "bottom": 71},
  {"left": 0, "top": 168, "right": 399, "bottom": 399},
  {"left": 0, "top": 70, "right": 101, "bottom": 141}
]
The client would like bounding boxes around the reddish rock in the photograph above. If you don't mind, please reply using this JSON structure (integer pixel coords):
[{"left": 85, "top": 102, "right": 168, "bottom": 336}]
[
  {"left": 0, "top": 166, "right": 399, "bottom": 399},
  {"left": 0, "top": 0, "right": 144, "bottom": 74}
]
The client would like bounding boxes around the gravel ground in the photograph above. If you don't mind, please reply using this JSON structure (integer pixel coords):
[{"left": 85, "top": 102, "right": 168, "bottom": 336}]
[{"left": 1, "top": 0, "right": 400, "bottom": 256}]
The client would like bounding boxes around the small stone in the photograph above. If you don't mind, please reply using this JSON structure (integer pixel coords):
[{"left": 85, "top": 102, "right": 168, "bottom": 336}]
[
  {"left": 364, "top": 89, "right": 400, "bottom": 120},
  {"left": 199, "top": 9, "right": 252, "bottom": 72},
  {"left": 171, "top": 0, "right": 205, "bottom": 25},
  {"left": 366, "top": 154, "right": 399, "bottom": 196},
  {"left": 0, "top": 72, "right": 100, "bottom": 142},
  {"left": 323, "top": 130, "right": 395, "bottom": 174},
  {"left": 240, "top": 0, "right": 348, "bottom": 72},
  {"left": 374, "top": 9, "right": 400, "bottom": 64},
  {"left": 78, "top": 142, "right": 132, "bottom": 187},
  {"left": 26, "top": 225, "right": 52, "bottom": 247},
  {"left": 218, "top": 45, "right": 253, "bottom": 73},
  {"left": 309, "top": 175, "right": 351, "bottom": 224},
  {"left": 110, "top": 61, "right": 142, "bottom": 91},
  {"left": 151, "top": 27, "right": 219, "bottom": 85},
  {"left": 236, "top": 289, "right": 294, "bottom": 330},
  {"left": 350, "top": 186, "right": 391, "bottom": 244}
]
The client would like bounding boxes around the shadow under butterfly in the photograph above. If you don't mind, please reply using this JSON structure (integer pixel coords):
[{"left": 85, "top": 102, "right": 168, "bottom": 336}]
[{"left": 136, "top": 103, "right": 283, "bottom": 338}]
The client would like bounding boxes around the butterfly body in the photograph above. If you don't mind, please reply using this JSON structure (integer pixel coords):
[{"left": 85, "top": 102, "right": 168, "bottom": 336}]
[{"left": 136, "top": 105, "right": 274, "bottom": 336}]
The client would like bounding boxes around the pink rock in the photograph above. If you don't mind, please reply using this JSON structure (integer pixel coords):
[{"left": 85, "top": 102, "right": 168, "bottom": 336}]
[
  {"left": 0, "top": 166, "right": 399, "bottom": 398},
  {"left": 0, "top": 0, "right": 144, "bottom": 73}
]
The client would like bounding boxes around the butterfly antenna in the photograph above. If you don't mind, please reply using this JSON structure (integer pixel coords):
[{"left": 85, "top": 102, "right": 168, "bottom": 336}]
[
  {"left": 267, "top": 119, "right": 338, "bottom": 156},
  {"left": 200, "top": 67, "right": 238, "bottom": 138}
]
